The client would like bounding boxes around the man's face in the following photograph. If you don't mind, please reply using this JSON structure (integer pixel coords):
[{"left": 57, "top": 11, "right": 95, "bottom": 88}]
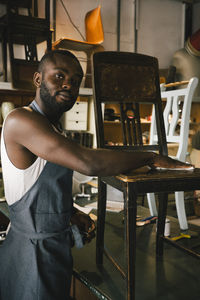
[{"left": 40, "top": 54, "right": 83, "bottom": 115}]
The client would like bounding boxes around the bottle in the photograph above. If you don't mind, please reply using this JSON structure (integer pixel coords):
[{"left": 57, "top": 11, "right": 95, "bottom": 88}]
[{"left": 164, "top": 218, "right": 170, "bottom": 237}]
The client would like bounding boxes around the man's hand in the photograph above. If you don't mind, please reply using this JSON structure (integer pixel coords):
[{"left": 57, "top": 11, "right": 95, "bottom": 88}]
[
  {"left": 149, "top": 153, "right": 194, "bottom": 170},
  {"left": 70, "top": 208, "right": 96, "bottom": 244}
]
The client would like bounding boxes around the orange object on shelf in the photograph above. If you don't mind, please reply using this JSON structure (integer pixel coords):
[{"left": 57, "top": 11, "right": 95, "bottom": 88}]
[{"left": 52, "top": 6, "right": 104, "bottom": 87}]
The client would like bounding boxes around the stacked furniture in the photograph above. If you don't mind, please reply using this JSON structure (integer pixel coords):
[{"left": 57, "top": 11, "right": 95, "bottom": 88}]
[{"left": 0, "top": 0, "right": 52, "bottom": 90}]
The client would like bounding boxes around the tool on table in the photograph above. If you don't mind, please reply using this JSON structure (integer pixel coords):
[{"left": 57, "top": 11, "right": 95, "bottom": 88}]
[{"left": 136, "top": 216, "right": 158, "bottom": 226}]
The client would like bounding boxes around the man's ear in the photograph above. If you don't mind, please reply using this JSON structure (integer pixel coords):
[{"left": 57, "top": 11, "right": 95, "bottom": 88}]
[{"left": 33, "top": 72, "right": 41, "bottom": 88}]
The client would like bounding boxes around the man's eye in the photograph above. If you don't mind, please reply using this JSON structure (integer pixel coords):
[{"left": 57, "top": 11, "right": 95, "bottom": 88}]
[{"left": 55, "top": 74, "right": 64, "bottom": 79}]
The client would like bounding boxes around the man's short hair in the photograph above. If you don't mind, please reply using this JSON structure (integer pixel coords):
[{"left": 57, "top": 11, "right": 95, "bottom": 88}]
[{"left": 38, "top": 49, "right": 83, "bottom": 75}]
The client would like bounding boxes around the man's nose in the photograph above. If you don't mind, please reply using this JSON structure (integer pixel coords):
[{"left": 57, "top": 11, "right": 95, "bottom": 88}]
[{"left": 62, "top": 79, "right": 71, "bottom": 89}]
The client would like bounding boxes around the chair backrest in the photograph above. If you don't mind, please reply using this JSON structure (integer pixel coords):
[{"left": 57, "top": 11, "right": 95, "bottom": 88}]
[
  {"left": 85, "top": 5, "right": 104, "bottom": 44},
  {"left": 11, "top": 60, "right": 39, "bottom": 90},
  {"left": 4, "top": 0, "right": 50, "bottom": 21},
  {"left": 150, "top": 77, "right": 198, "bottom": 161},
  {"left": 92, "top": 51, "right": 168, "bottom": 156}
]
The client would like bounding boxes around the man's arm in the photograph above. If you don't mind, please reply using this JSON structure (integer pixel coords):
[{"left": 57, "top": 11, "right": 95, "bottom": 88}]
[{"left": 4, "top": 107, "right": 193, "bottom": 176}]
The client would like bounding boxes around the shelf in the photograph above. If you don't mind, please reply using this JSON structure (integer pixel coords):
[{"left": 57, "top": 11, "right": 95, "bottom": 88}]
[
  {"left": 104, "top": 120, "right": 151, "bottom": 124},
  {"left": 104, "top": 120, "right": 200, "bottom": 126},
  {"left": 171, "top": 0, "right": 200, "bottom": 3},
  {"left": 79, "top": 87, "right": 93, "bottom": 96},
  {"left": 192, "top": 97, "right": 200, "bottom": 103},
  {"left": 0, "top": 84, "right": 93, "bottom": 97}
]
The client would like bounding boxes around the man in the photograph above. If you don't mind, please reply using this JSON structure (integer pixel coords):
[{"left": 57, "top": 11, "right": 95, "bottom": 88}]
[{"left": 0, "top": 50, "right": 192, "bottom": 300}]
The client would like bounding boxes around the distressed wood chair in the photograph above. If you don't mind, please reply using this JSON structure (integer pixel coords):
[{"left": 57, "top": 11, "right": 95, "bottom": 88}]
[{"left": 92, "top": 51, "right": 200, "bottom": 300}]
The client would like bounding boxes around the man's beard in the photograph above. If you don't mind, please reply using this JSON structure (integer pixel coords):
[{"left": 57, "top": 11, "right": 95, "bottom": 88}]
[{"left": 40, "top": 81, "right": 76, "bottom": 116}]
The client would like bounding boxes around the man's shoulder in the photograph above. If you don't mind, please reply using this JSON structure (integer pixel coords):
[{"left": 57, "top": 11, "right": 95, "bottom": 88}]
[
  {"left": 5, "top": 106, "right": 33, "bottom": 120},
  {"left": 5, "top": 106, "right": 45, "bottom": 124},
  {"left": 3, "top": 106, "right": 50, "bottom": 138}
]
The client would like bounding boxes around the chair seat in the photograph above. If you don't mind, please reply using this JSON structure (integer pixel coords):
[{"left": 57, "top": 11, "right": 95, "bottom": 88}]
[
  {"left": 0, "top": 14, "right": 51, "bottom": 43},
  {"left": 9, "top": 58, "right": 38, "bottom": 90},
  {"left": 115, "top": 168, "right": 199, "bottom": 187},
  {"left": 0, "top": 14, "right": 49, "bottom": 28},
  {"left": 52, "top": 37, "right": 103, "bottom": 52}
]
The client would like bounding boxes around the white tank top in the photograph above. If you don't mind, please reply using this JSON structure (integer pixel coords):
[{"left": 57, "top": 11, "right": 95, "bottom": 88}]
[{"left": 1, "top": 120, "right": 47, "bottom": 205}]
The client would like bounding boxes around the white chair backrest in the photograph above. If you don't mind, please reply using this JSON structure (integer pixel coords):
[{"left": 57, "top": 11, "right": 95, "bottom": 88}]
[{"left": 150, "top": 77, "right": 199, "bottom": 162}]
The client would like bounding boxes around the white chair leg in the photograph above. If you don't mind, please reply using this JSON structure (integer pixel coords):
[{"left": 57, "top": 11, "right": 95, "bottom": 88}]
[
  {"left": 175, "top": 191, "right": 188, "bottom": 231},
  {"left": 147, "top": 193, "right": 158, "bottom": 216}
]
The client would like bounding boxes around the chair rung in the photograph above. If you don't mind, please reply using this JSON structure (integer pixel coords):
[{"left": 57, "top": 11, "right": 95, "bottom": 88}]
[
  {"left": 163, "top": 236, "right": 200, "bottom": 259},
  {"left": 104, "top": 247, "right": 126, "bottom": 279}
]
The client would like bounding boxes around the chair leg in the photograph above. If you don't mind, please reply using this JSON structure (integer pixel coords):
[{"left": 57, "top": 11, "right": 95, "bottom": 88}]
[
  {"left": 175, "top": 191, "right": 188, "bottom": 231},
  {"left": 85, "top": 45, "right": 104, "bottom": 88},
  {"left": 46, "top": 32, "right": 52, "bottom": 51},
  {"left": 96, "top": 178, "right": 107, "bottom": 265},
  {"left": 124, "top": 183, "right": 137, "bottom": 300},
  {"left": 156, "top": 192, "right": 168, "bottom": 256},
  {"left": 147, "top": 192, "right": 158, "bottom": 216},
  {"left": 2, "top": 32, "right": 8, "bottom": 82},
  {"left": 148, "top": 191, "right": 188, "bottom": 231}
]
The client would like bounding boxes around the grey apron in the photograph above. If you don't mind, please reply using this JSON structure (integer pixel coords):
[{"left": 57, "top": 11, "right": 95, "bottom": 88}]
[{"left": 0, "top": 101, "right": 74, "bottom": 300}]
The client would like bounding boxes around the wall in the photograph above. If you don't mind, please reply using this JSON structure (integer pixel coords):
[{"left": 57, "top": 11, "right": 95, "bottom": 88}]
[
  {"left": 55, "top": 0, "right": 119, "bottom": 75},
  {"left": 193, "top": 2, "right": 200, "bottom": 32},
  {"left": 55, "top": 0, "right": 200, "bottom": 70},
  {"left": 136, "top": 0, "right": 184, "bottom": 68},
  {"left": 55, "top": 0, "right": 200, "bottom": 145},
  {"left": 0, "top": 0, "right": 200, "bottom": 80},
  {"left": 55, "top": 0, "right": 118, "bottom": 50}
]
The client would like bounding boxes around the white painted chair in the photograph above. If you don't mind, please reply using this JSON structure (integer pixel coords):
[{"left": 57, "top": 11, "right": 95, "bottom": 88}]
[{"left": 147, "top": 77, "right": 199, "bottom": 231}]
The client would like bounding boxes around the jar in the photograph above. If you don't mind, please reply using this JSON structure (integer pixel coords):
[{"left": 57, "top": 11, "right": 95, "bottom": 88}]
[{"left": 1, "top": 102, "right": 15, "bottom": 120}]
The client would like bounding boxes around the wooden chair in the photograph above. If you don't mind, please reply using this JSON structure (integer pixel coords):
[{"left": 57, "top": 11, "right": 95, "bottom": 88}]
[
  {"left": 147, "top": 77, "right": 199, "bottom": 231},
  {"left": 52, "top": 5, "right": 104, "bottom": 88},
  {"left": 92, "top": 51, "right": 200, "bottom": 300},
  {"left": 0, "top": 0, "right": 52, "bottom": 90}
]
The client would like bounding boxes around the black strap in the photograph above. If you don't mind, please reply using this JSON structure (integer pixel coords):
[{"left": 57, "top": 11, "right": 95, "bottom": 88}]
[{"left": 30, "top": 100, "right": 63, "bottom": 132}]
